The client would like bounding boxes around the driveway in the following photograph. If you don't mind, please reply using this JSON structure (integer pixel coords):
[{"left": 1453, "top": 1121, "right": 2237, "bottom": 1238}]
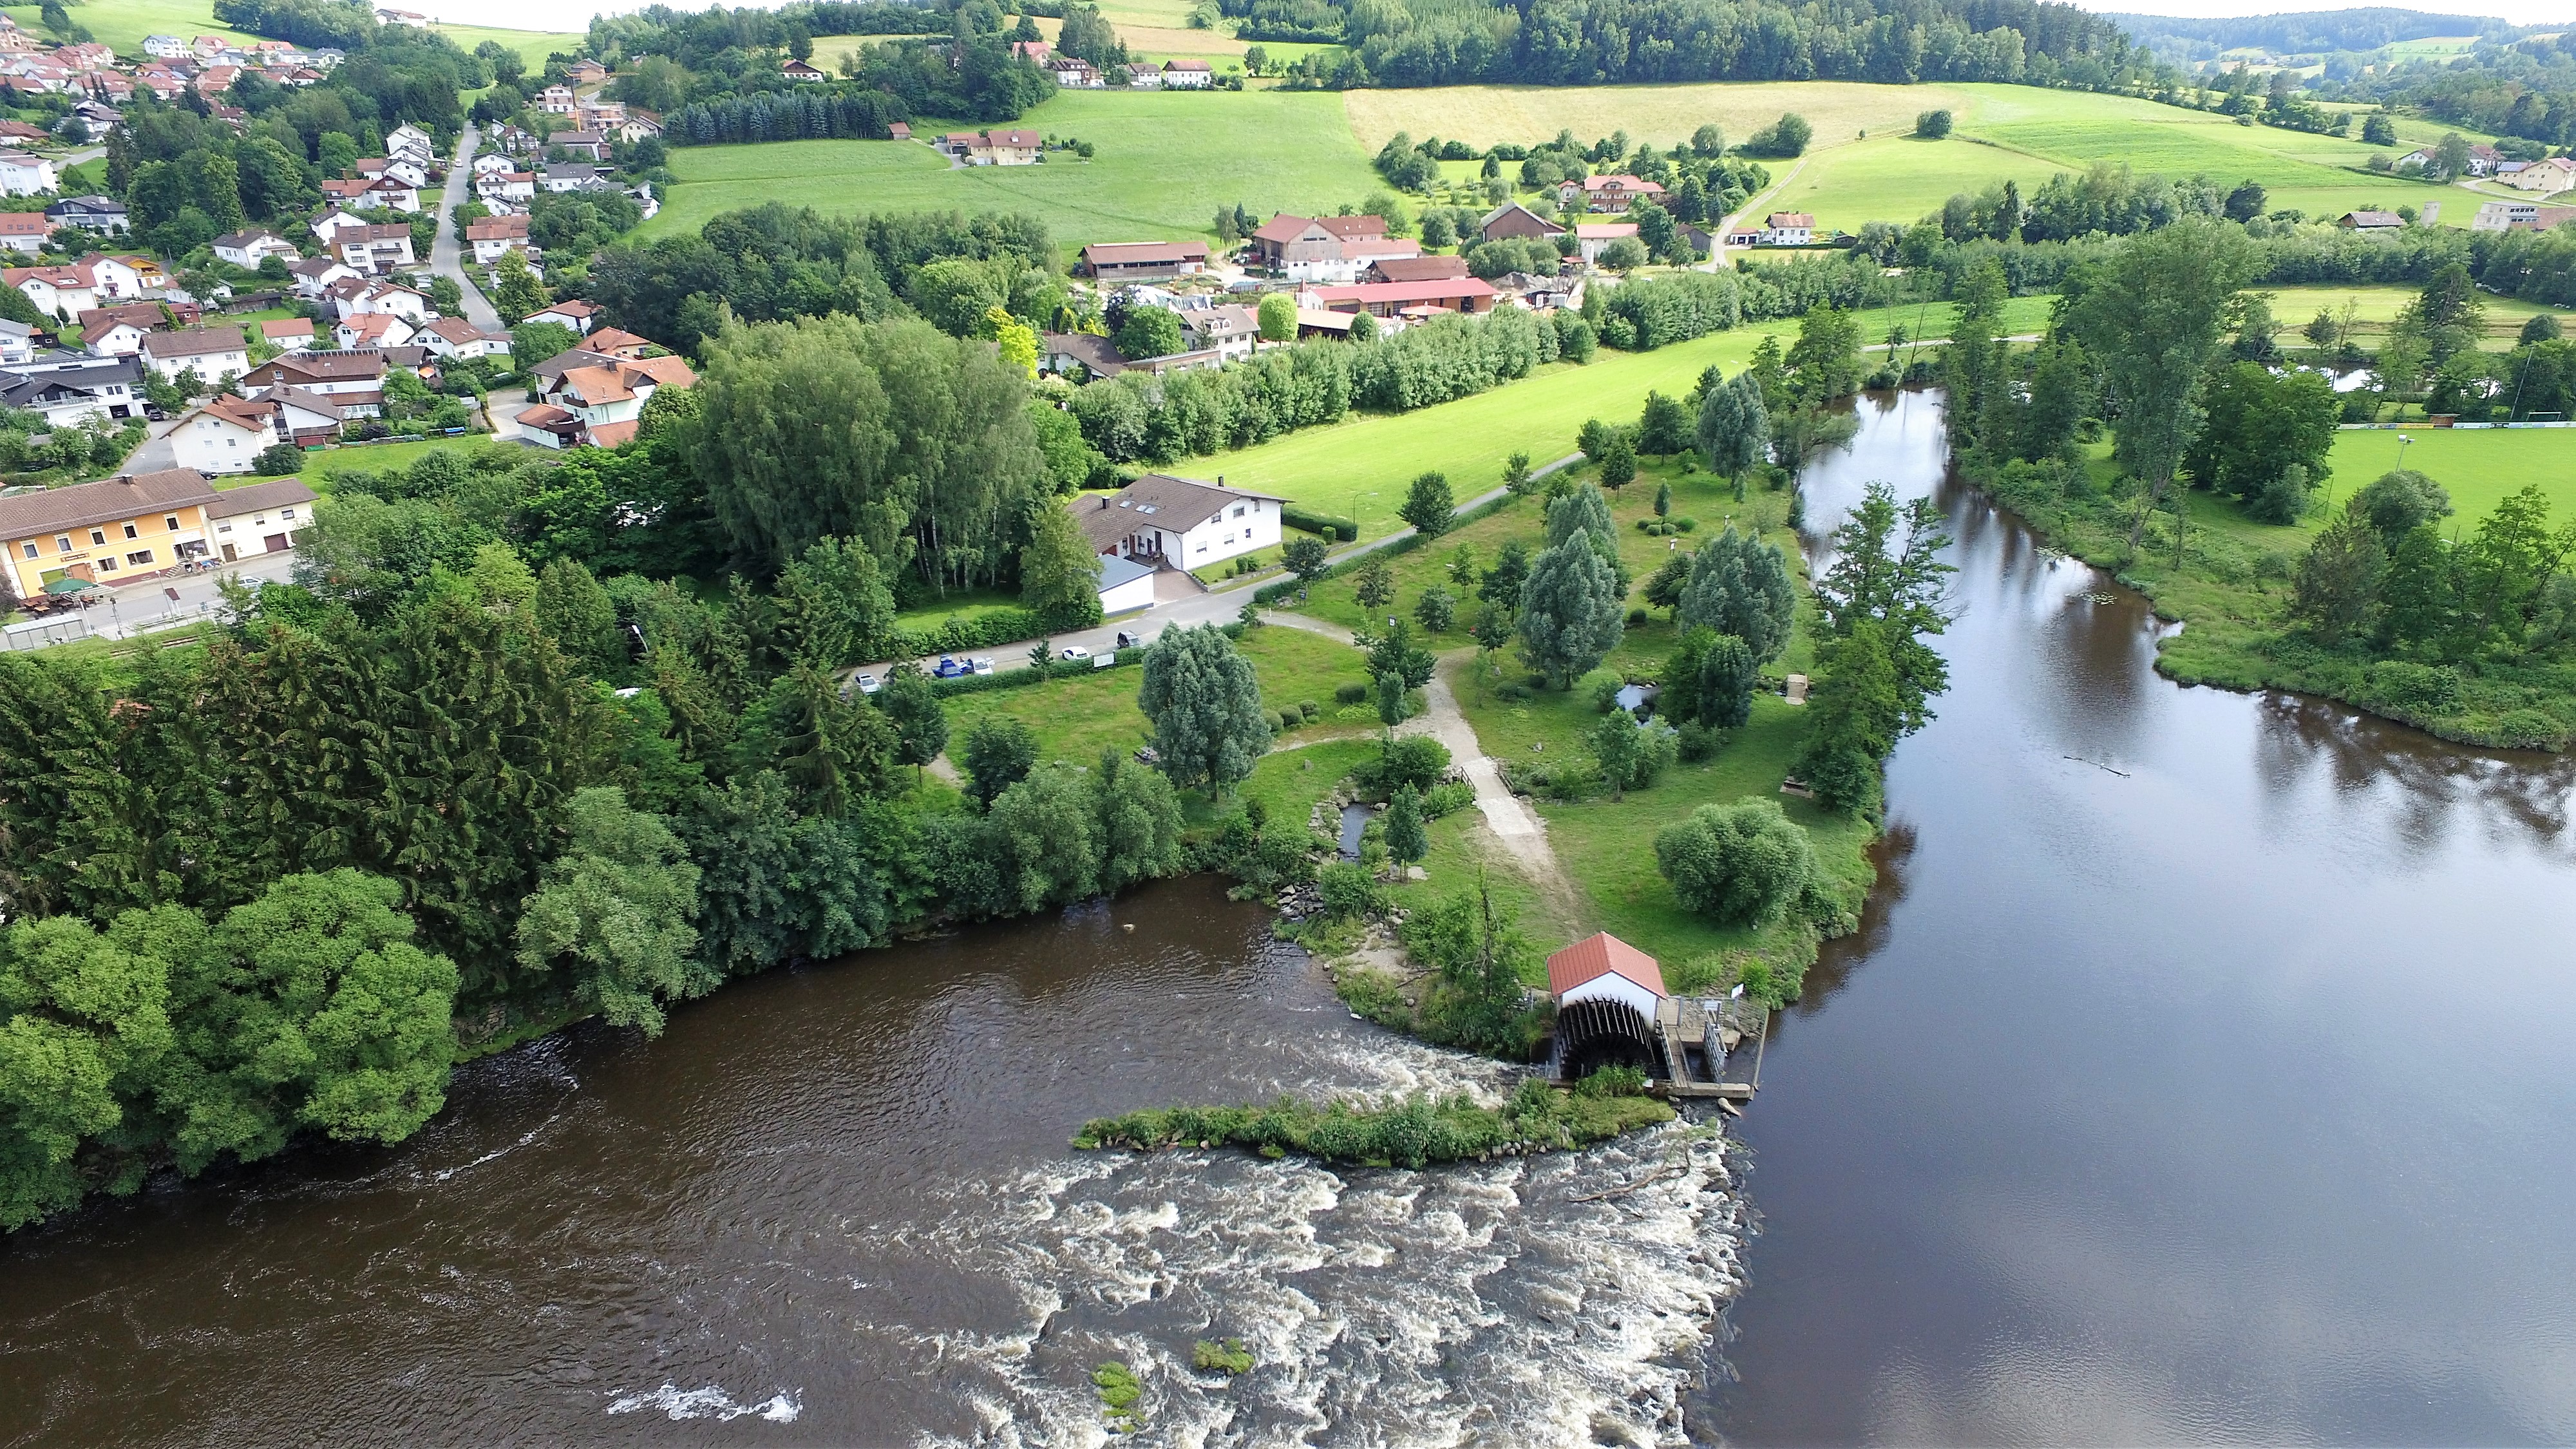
[
  {"left": 117, "top": 413, "right": 189, "bottom": 474},
  {"left": 55, "top": 550, "right": 299, "bottom": 640},
  {"left": 431, "top": 124, "right": 507, "bottom": 334}
]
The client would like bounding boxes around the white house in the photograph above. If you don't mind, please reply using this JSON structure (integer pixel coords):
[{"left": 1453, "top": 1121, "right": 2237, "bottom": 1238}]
[
  {"left": 416, "top": 316, "right": 503, "bottom": 359},
  {"left": 384, "top": 123, "right": 433, "bottom": 163},
  {"left": 516, "top": 354, "right": 697, "bottom": 449},
  {"left": 1160, "top": 58, "right": 1213, "bottom": 88},
  {"left": 238, "top": 348, "right": 386, "bottom": 407},
  {"left": 143, "top": 34, "right": 187, "bottom": 57},
  {"left": 1573, "top": 221, "right": 1638, "bottom": 263},
  {"left": 78, "top": 315, "right": 149, "bottom": 357},
  {"left": 44, "top": 195, "right": 127, "bottom": 233},
  {"left": 0, "top": 355, "right": 142, "bottom": 424},
  {"left": 522, "top": 299, "right": 598, "bottom": 334},
  {"left": 140, "top": 324, "right": 249, "bottom": 382},
  {"left": 1097, "top": 551, "right": 1155, "bottom": 614},
  {"left": 169, "top": 392, "right": 274, "bottom": 473},
  {"left": 211, "top": 228, "right": 296, "bottom": 267},
  {"left": 333, "top": 311, "right": 415, "bottom": 349},
  {"left": 472, "top": 151, "right": 515, "bottom": 176},
  {"left": 466, "top": 213, "right": 529, "bottom": 263},
  {"left": 0, "top": 319, "right": 34, "bottom": 366},
  {"left": 288, "top": 255, "right": 358, "bottom": 298},
  {"left": 1762, "top": 211, "right": 1814, "bottom": 245},
  {"left": 308, "top": 205, "right": 371, "bottom": 247},
  {"left": 249, "top": 383, "right": 348, "bottom": 442},
  {"left": 259, "top": 317, "right": 315, "bottom": 352},
  {"left": 1072, "top": 473, "right": 1285, "bottom": 571},
  {"left": 204, "top": 477, "right": 316, "bottom": 560},
  {"left": 5, "top": 261, "right": 101, "bottom": 317},
  {"left": 335, "top": 223, "right": 415, "bottom": 272},
  {"left": 0, "top": 151, "right": 57, "bottom": 196}
]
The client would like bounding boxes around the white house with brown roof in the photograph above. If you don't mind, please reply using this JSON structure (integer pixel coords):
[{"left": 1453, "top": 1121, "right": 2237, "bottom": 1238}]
[
  {"left": 1761, "top": 211, "right": 1814, "bottom": 245},
  {"left": 0, "top": 150, "right": 57, "bottom": 195},
  {"left": 1574, "top": 221, "right": 1639, "bottom": 261},
  {"left": 1073, "top": 473, "right": 1283, "bottom": 570},
  {"left": 335, "top": 223, "right": 415, "bottom": 272},
  {"left": 239, "top": 349, "right": 386, "bottom": 417},
  {"left": 1160, "top": 57, "right": 1213, "bottom": 88},
  {"left": 1561, "top": 175, "right": 1666, "bottom": 213},
  {"left": 139, "top": 324, "right": 248, "bottom": 381},
  {"left": 522, "top": 299, "right": 598, "bottom": 334},
  {"left": 332, "top": 312, "right": 415, "bottom": 349},
  {"left": 938, "top": 128, "right": 1041, "bottom": 166},
  {"left": 417, "top": 316, "right": 504, "bottom": 359},
  {"left": 211, "top": 228, "right": 297, "bottom": 267},
  {"left": 516, "top": 353, "right": 696, "bottom": 449},
  {"left": 170, "top": 392, "right": 274, "bottom": 473},
  {"left": 466, "top": 212, "right": 531, "bottom": 264},
  {"left": 0, "top": 211, "right": 44, "bottom": 254},
  {"left": 260, "top": 317, "right": 314, "bottom": 352}
]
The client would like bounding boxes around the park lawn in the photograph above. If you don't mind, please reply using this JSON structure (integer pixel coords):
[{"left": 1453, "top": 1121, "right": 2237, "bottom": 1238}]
[
  {"left": 643, "top": 89, "right": 1381, "bottom": 251},
  {"left": 942, "top": 622, "right": 1377, "bottom": 768},
  {"left": 1204, "top": 296, "right": 2031, "bottom": 538},
  {"left": 299, "top": 437, "right": 522, "bottom": 489},
  {"left": 1180, "top": 734, "right": 1376, "bottom": 831}
]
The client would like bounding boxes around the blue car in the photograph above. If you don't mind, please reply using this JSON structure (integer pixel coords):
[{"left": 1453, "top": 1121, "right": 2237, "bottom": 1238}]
[{"left": 933, "top": 656, "right": 969, "bottom": 679}]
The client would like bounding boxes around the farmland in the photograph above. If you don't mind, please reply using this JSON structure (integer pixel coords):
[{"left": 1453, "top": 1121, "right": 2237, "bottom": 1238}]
[{"left": 642, "top": 90, "right": 1382, "bottom": 248}]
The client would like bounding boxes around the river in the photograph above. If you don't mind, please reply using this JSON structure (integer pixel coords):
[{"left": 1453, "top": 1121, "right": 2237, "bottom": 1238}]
[{"left": 3, "top": 393, "right": 2571, "bottom": 1445}]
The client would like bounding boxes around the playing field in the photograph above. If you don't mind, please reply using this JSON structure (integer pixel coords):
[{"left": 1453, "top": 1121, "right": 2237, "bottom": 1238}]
[{"left": 643, "top": 89, "right": 1382, "bottom": 249}]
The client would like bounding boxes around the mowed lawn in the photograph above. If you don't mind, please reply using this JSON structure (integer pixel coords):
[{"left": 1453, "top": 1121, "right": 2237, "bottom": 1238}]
[
  {"left": 1205, "top": 295, "right": 2048, "bottom": 538},
  {"left": 643, "top": 90, "right": 1381, "bottom": 249},
  {"left": 1760, "top": 132, "right": 2062, "bottom": 234},
  {"left": 2261, "top": 283, "right": 2568, "bottom": 346},
  {"left": 430, "top": 23, "right": 582, "bottom": 68},
  {"left": 0, "top": 0, "right": 256, "bottom": 51},
  {"left": 1343, "top": 80, "right": 1983, "bottom": 153}
]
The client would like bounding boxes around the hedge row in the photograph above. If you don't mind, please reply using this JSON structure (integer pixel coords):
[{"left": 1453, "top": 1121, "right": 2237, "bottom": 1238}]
[
  {"left": 1283, "top": 505, "right": 1359, "bottom": 542},
  {"left": 890, "top": 606, "right": 1050, "bottom": 658},
  {"left": 918, "top": 622, "right": 1248, "bottom": 697}
]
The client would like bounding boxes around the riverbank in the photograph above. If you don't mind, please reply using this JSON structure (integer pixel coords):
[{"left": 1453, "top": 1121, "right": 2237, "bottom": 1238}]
[
  {"left": 1970, "top": 439, "right": 2576, "bottom": 753},
  {"left": 1075, "top": 1072, "right": 1674, "bottom": 1168}
]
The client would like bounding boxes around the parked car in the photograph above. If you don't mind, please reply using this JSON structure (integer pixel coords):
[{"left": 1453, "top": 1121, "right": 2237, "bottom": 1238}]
[
  {"left": 142, "top": 405, "right": 168, "bottom": 421},
  {"left": 854, "top": 672, "right": 880, "bottom": 694},
  {"left": 969, "top": 656, "right": 994, "bottom": 674},
  {"left": 1059, "top": 645, "right": 1091, "bottom": 661},
  {"left": 1115, "top": 630, "right": 1140, "bottom": 649},
  {"left": 933, "top": 656, "right": 969, "bottom": 678}
]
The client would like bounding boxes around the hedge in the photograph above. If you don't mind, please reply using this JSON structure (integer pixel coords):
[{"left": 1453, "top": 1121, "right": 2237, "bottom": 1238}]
[
  {"left": 889, "top": 605, "right": 1050, "bottom": 658},
  {"left": 919, "top": 623, "right": 1246, "bottom": 697},
  {"left": 1283, "top": 505, "right": 1359, "bottom": 542}
]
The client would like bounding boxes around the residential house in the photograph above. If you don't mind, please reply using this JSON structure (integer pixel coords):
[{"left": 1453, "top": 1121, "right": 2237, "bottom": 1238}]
[
  {"left": 937, "top": 129, "right": 1042, "bottom": 166},
  {"left": 287, "top": 254, "right": 358, "bottom": 299},
  {"left": 1050, "top": 57, "right": 1100, "bottom": 87},
  {"left": 523, "top": 298, "right": 599, "bottom": 334},
  {"left": 1127, "top": 65, "right": 1162, "bottom": 89},
  {"left": 467, "top": 213, "right": 531, "bottom": 264},
  {"left": 0, "top": 467, "right": 220, "bottom": 596},
  {"left": 2338, "top": 209, "right": 2405, "bottom": 232},
  {"left": 1160, "top": 57, "right": 1213, "bottom": 88},
  {"left": 2505, "top": 156, "right": 2576, "bottom": 193},
  {"left": 355, "top": 155, "right": 430, "bottom": 189},
  {"left": 1573, "top": 221, "right": 1639, "bottom": 261},
  {"left": 2470, "top": 200, "right": 2576, "bottom": 232},
  {"left": 211, "top": 228, "right": 297, "bottom": 268},
  {"left": 1073, "top": 473, "right": 1284, "bottom": 571},
  {"left": 475, "top": 168, "right": 536, "bottom": 204},
  {"left": 203, "top": 478, "right": 317, "bottom": 560},
  {"left": 1186, "top": 303, "right": 1260, "bottom": 360},
  {"left": 1478, "top": 201, "right": 1565, "bottom": 244},
  {"left": 260, "top": 317, "right": 315, "bottom": 352},
  {"left": 385, "top": 122, "right": 434, "bottom": 162},
  {"left": 537, "top": 84, "right": 576, "bottom": 113},
  {"left": 1080, "top": 240, "right": 1209, "bottom": 280},
  {"left": 547, "top": 129, "right": 609, "bottom": 161},
  {"left": 473, "top": 151, "right": 515, "bottom": 176},
  {"left": 333, "top": 312, "right": 415, "bottom": 349},
  {"left": 44, "top": 194, "right": 126, "bottom": 232},
  {"left": 77, "top": 313, "right": 151, "bottom": 357},
  {"left": 170, "top": 392, "right": 276, "bottom": 473},
  {"left": 0, "top": 211, "right": 43, "bottom": 254},
  {"left": 542, "top": 162, "right": 610, "bottom": 193},
  {"left": 1365, "top": 254, "right": 1470, "bottom": 284},
  {"left": 0, "top": 319, "right": 32, "bottom": 365},
  {"left": 5, "top": 260, "right": 102, "bottom": 317},
  {"left": 1760, "top": 211, "right": 1814, "bottom": 245},
  {"left": 516, "top": 352, "right": 697, "bottom": 449},
  {"left": 0, "top": 354, "right": 142, "bottom": 424},
  {"left": 140, "top": 324, "right": 249, "bottom": 382},
  {"left": 614, "top": 114, "right": 663, "bottom": 146},
  {"left": 0, "top": 151, "right": 55, "bottom": 195},
  {"left": 142, "top": 34, "right": 186, "bottom": 57},
  {"left": 1037, "top": 330, "right": 1125, "bottom": 379},
  {"left": 417, "top": 316, "right": 505, "bottom": 359},
  {"left": 1010, "top": 39, "right": 1050, "bottom": 62},
  {"left": 1094, "top": 552, "right": 1155, "bottom": 614},
  {"left": 781, "top": 58, "right": 826, "bottom": 82},
  {"left": 239, "top": 349, "right": 386, "bottom": 418},
  {"left": 249, "top": 384, "right": 348, "bottom": 442},
  {"left": 564, "top": 59, "right": 607, "bottom": 86},
  {"left": 308, "top": 205, "right": 372, "bottom": 247},
  {"left": 1303, "top": 276, "right": 1498, "bottom": 319},
  {"left": 1562, "top": 174, "right": 1665, "bottom": 212},
  {"left": 335, "top": 223, "right": 416, "bottom": 272},
  {"left": 329, "top": 277, "right": 429, "bottom": 323},
  {"left": 578, "top": 327, "right": 654, "bottom": 358},
  {"left": 575, "top": 99, "right": 625, "bottom": 129}
]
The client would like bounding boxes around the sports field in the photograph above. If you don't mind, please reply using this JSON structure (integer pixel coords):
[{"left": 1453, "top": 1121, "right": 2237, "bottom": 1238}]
[{"left": 642, "top": 89, "right": 1382, "bottom": 249}]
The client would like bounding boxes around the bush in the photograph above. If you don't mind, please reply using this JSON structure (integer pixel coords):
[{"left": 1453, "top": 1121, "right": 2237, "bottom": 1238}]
[
  {"left": 1299, "top": 699, "right": 1319, "bottom": 719},
  {"left": 1676, "top": 720, "right": 1718, "bottom": 761},
  {"left": 1582, "top": 668, "right": 1627, "bottom": 712},
  {"left": 1193, "top": 1339, "right": 1255, "bottom": 1375},
  {"left": 1376, "top": 734, "right": 1452, "bottom": 793},
  {"left": 1278, "top": 708, "right": 1303, "bottom": 730},
  {"left": 1316, "top": 860, "right": 1381, "bottom": 920},
  {"left": 1283, "top": 504, "right": 1359, "bottom": 541},
  {"left": 1654, "top": 798, "right": 1816, "bottom": 925},
  {"left": 252, "top": 441, "right": 305, "bottom": 475},
  {"left": 1422, "top": 779, "right": 1475, "bottom": 817},
  {"left": 2363, "top": 659, "right": 2463, "bottom": 717},
  {"left": 1334, "top": 681, "right": 1368, "bottom": 705}
]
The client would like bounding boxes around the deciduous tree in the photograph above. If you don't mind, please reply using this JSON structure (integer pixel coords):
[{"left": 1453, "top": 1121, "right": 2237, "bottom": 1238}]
[{"left": 1138, "top": 623, "right": 1271, "bottom": 794}]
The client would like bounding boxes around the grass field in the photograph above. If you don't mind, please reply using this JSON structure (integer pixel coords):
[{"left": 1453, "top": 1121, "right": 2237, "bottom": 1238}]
[
  {"left": 2, "top": 0, "right": 256, "bottom": 52},
  {"left": 643, "top": 89, "right": 1381, "bottom": 249},
  {"left": 429, "top": 23, "right": 582, "bottom": 68},
  {"left": 1343, "top": 80, "right": 1982, "bottom": 155},
  {"left": 2260, "top": 283, "right": 2566, "bottom": 347}
]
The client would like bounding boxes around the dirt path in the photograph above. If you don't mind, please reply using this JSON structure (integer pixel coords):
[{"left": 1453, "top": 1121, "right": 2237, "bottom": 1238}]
[{"left": 1404, "top": 661, "right": 1587, "bottom": 929}]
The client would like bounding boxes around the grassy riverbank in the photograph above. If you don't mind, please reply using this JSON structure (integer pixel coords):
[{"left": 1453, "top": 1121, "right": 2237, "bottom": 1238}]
[{"left": 1976, "top": 430, "right": 2576, "bottom": 751}]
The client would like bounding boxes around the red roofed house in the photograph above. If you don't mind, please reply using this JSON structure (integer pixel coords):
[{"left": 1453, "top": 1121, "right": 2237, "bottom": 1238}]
[
  {"left": 516, "top": 354, "right": 696, "bottom": 450},
  {"left": 1365, "top": 253, "right": 1470, "bottom": 285},
  {"left": 938, "top": 129, "right": 1040, "bottom": 166},
  {"left": 1161, "top": 57, "right": 1213, "bottom": 88},
  {"left": 1562, "top": 174, "right": 1667, "bottom": 212},
  {"left": 1081, "top": 240, "right": 1209, "bottom": 280},
  {"left": 1249, "top": 213, "right": 1397, "bottom": 282},
  {"left": 522, "top": 298, "right": 599, "bottom": 334},
  {"left": 1302, "top": 276, "right": 1497, "bottom": 319},
  {"left": 1546, "top": 932, "right": 1671, "bottom": 1080},
  {"left": 466, "top": 212, "right": 531, "bottom": 265},
  {"left": 0, "top": 209, "right": 46, "bottom": 255}
]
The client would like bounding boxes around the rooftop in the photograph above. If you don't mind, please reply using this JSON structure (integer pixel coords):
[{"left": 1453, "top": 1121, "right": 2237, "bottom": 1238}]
[{"left": 1546, "top": 933, "right": 1667, "bottom": 999}]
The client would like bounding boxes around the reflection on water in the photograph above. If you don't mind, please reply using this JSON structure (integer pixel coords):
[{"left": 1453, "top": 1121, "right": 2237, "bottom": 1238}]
[{"left": 1711, "top": 390, "right": 2576, "bottom": 1445}]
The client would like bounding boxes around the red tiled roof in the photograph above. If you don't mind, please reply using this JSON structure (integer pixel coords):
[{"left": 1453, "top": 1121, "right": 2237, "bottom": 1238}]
[
  {"left": 1305, "top": 278, "right": 1498, "bottom": 305},
  {"left": 1083, "top": 240, "right": 1209, "bottom": 267},
  {"left": 1545, "top": 933, "right": 1666, "bottom": 998}
]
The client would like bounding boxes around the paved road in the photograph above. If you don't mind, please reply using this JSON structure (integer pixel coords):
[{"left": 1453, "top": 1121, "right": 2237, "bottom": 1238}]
[
  {"left": 431, "top": 124, "right": 507, "bottom": 334},
  {"left": 45, "top": 551, "right": 299, "bottom": 641},
  {"left": 117, "top": 413, "right": 189, "bottom": 474}
]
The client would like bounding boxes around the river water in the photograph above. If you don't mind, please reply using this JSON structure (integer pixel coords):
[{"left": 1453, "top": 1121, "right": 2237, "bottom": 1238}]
[{"left": 4, "top": 393, "right": 2572, "bottom": 1445}]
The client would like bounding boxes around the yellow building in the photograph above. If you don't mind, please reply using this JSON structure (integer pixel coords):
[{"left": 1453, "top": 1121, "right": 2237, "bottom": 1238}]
[{"left": 0, "top": 468, "right": 220, "bottom": 600}]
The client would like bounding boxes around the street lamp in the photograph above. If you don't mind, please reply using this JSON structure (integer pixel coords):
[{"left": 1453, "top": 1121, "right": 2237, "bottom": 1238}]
[{"left": 2396, "top": 433, "right": 2414, "bottom": 472}]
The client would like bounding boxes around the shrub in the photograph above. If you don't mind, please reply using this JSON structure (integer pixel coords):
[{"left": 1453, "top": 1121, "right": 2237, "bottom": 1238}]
[
  {"left": 1334, "top": 681, "right": 1368, "bottom": 705},
  {"left": 1582, "top": 668, "right": 1627, "bottom": 712},
  {"left": 1654, "top": 798, "right": 1817, "bottom": 925},
  {"left": 1317, "top": 860, "right": 1381, "bottom": 920},
  {"left": 1283, "top": 505, "right": 1359, "bottom": 541},
  {"left": 1193, "top": 1340, "right": 1255, "bottom": 1375},
  {"left": 1299, "top": 699, "right": 1320, "bottom": 720},
  {"left": 2363, "top": 659, "right": 2463, "bottom": 717},
  {"left": 1626, "top": 607, "right": 1649, "bottom": 625},
  {"left": 1423, "top": 779, "right": 1476, "bottom": 817},
  {"left": 1676, "top": 720, "right": 1718, "bottom": 761},
  {"left": 1279, "top": 708, "right": 1303, "bottom": 730},
  {"left": 1377, "top": 734, "right": 1452, "bottom": 793},
  {"left": 1574, "top": 1064, "right": 1647, "bottom": 1097}
]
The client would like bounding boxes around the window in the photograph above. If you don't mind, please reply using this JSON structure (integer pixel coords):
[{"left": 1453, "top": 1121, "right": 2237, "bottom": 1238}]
[
  {"left": 53, "top": 535, "right": 69, "bottom": 553},
  {"left": 281, "top": 507, "right": 297, "bottom": 520},
  {"left": 122, "top": 522, "right": 137, "bottom": 540},
  {"left": 97, "top": 555, "right": 117, "bottom": 571},
  {"left": 126, "top": 549, "right": 153, "bottom": 566},
  {"left": 17, "top": 541, "right": 33, "bottom": 560},
  {"left": 216, "top": 522, "right": 232, "bottom": 534},
  {"left": 164, "top": 515, "right": 179, "bottom": 531},
  {"left": 89, "top": 528, "right": 104, "bottom": 546},
  {"left": 1232, "top": 505, "right": 1245, "bottom": 518}
]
